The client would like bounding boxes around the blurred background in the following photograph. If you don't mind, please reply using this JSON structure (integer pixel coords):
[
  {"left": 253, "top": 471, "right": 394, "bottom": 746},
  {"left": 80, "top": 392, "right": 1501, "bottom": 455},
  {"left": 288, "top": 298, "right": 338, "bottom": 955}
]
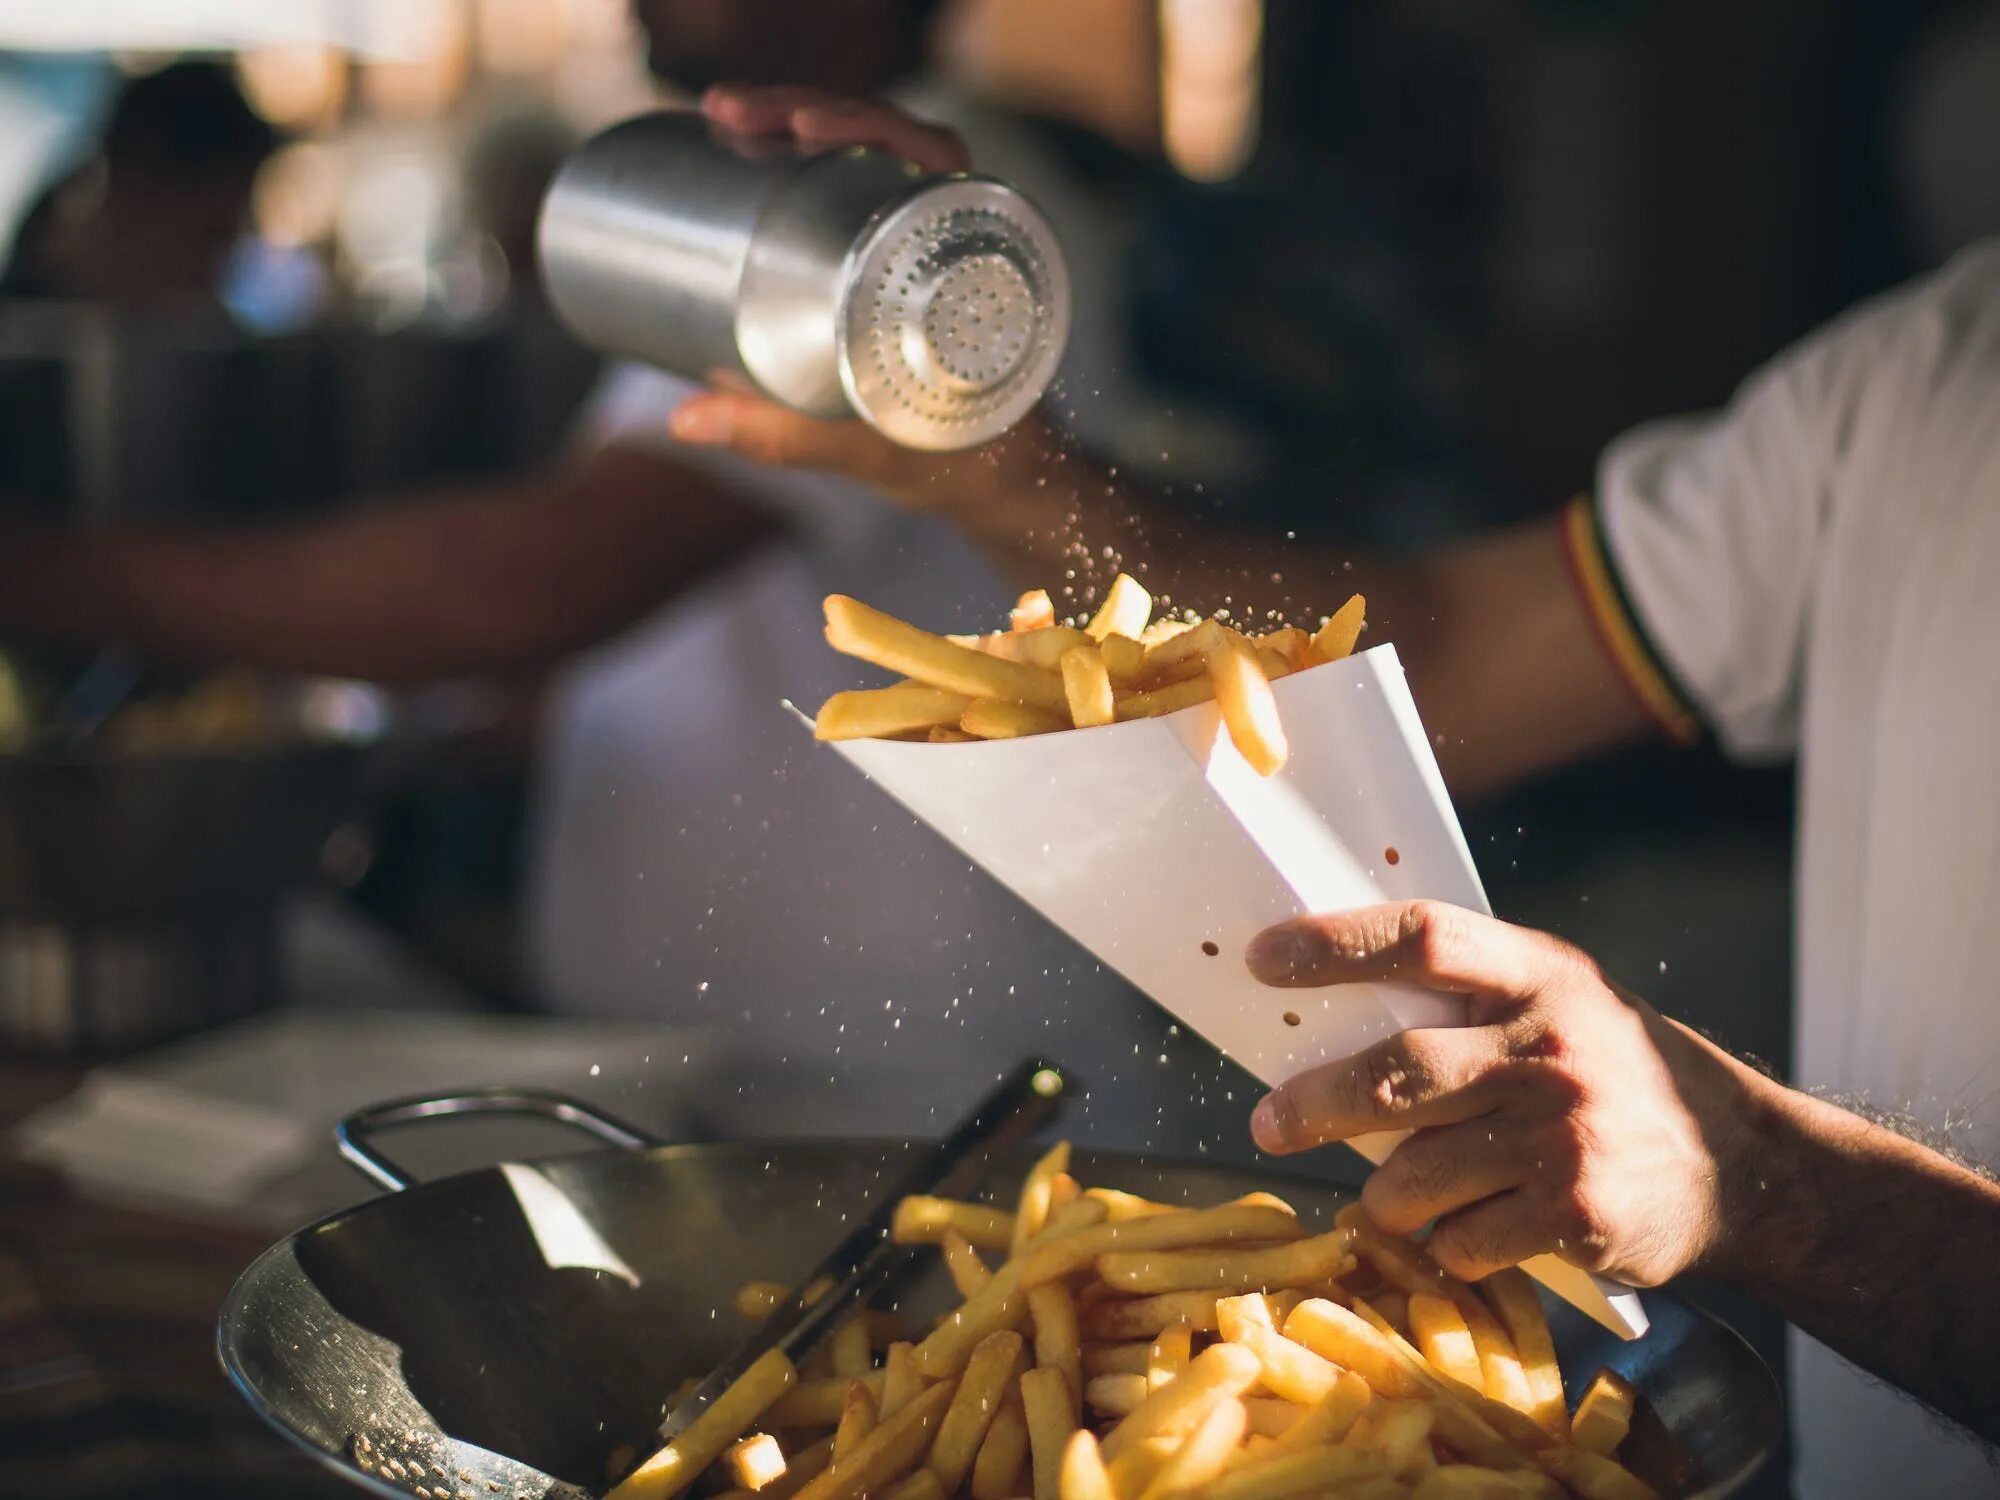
[{"left": 2, "top": 1, "right": 1997, "bottom": 1494}]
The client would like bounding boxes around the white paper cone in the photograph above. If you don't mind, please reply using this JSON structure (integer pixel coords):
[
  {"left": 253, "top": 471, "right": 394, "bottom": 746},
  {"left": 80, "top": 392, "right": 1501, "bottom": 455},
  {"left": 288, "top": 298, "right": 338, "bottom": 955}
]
[{"left": 795, "top": 643, "right": 1646, "bottom": 1338}]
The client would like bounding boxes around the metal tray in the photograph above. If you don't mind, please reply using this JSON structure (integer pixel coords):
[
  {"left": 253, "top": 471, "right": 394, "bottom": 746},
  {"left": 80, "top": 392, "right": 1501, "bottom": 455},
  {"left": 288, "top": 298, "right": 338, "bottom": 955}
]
[{"left": 218, "top": 1091, "right": 1779, "bottom": 1499}]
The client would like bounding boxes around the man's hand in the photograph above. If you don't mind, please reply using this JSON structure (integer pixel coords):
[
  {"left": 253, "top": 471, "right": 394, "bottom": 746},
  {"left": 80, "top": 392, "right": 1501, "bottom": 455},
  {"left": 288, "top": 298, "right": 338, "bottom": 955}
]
[{"left": 1244, "top": 901, "right": 1770, "bottom": 1287}]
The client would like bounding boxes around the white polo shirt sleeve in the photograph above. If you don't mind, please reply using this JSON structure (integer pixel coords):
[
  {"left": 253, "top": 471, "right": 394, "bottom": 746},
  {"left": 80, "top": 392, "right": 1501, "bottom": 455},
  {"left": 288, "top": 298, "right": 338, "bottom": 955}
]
[{"left": 1564, "top": 267, "right": 1937, "bottom": 760}]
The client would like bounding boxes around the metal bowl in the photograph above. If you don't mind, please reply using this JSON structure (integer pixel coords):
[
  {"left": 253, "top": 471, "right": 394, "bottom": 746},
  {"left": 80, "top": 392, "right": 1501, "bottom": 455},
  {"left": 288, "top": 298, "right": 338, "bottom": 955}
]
[
  {"left": 0, "top": 679, "right": 389, "bottom": 1052},
  {"left": 218, "top": 1093, "right": 1779, "bottom": 1500}
]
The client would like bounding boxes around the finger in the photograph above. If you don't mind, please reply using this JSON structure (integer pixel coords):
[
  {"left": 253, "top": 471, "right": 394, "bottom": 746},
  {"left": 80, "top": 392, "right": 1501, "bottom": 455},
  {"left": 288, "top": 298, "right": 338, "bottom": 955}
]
[
  {"left": 1425, "top": 1191, "right": 1555, "bottom": 1282},
  {"left": 1249, "top": 1025, "right": 1516, "bottom": 1154},
  {"left": 790, "top": 100, "right": 971, "bottom": 173},
  {"left": 701, "top": 84, "right": 837, "bottom": 135},
  {"left": 1245, "top": 901, "right": 1573, "bottom": 1002},
  {"left": 670, "top": 393, "right": 915, "bottom": 487},
  {"left": 1360, "top": 1119, "right": 1535, "bottom": 1237}
]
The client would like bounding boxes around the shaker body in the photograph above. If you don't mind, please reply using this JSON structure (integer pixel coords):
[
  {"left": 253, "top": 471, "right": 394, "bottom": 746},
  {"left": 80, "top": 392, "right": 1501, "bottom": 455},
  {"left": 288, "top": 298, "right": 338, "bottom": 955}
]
[{"left": 538, "top": 111, "right": 1069, "bottom": 452}]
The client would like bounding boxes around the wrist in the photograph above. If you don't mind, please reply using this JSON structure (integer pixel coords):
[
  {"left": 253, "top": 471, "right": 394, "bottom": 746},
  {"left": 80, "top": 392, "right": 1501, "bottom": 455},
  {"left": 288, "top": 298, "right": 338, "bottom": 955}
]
[{"left": 1691, "top": 1061, "right": 1820, "bottom": 1288}]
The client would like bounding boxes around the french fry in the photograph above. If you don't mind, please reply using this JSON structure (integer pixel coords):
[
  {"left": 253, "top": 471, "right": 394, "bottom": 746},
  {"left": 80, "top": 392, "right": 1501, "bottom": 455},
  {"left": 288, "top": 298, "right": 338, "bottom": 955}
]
[
  {"left": 1028, "top": 1282, "right": 1082, "bottom": 1419},
  {"left": 831, "top": 1316, "right": 873, "bottom": 1380},
  {"left": 1058, "top": 1430, "right": 1116, "bottom": 1500},
  {"left": 609, "top": 1349, "right": 798, "bottom": 1500},
  {"left": 958, "top": 625, "right": 1096, "bottom": 670},
  {"left": 1214, "top": 1319, "right": 1341, "bottom": 1406},
  {"left": 1103, "top": 1439, "right": 1174, "bottom": 1499},
  {"left": 1337, "top": 1208, "right": 1534, "bottom": 1417},
  {"left": 1273, "top": 1370, "right": 1372, "bottom": 1449},
  {"left": 734, "top": 1281, "right": 787, "bottom": 1318},
  {"left": 1082, "top": 1342, "right": 1152, "bottom": 1377},
  {"left": 1147, "top": 1321, "right": 1194, "bottom": 1389},
  {"left": 1020, "top": 1365, "right": 1075, "bottom": 1500},
  {"left": 881, "top": 1343, "right": 926, "bottom": 1418},
  {"left": 1082, "top": 1187, "right": 1179, "bottom": 1221},
  {"left": 794, "top": 1379, "right": 956, "bottom": 1500},
  {"left": 1137, "top": 618, "right": 1229, "bottom": 679},
  {"left": 1014, "top": 1142, "right": 1073, "bottom": 1254},
  {"left": 1208, "top": 631, "right": 1289, "bottom": 774},
  {"left": 1535, "top": 1446, "right": 1660, "bottom": 1500},
  {"left": 1409, "top": 1293, "right": 1484, "bottom": 1392},
  {"left": 1100, "top": 1343, "right": 1261, "bottom": 1461},
  {"left": 1095, "top": 1226, "right": 1354, "bottom": 1295},
  {"left": 882, "top": 1471, "right": 946, "bottom": 1500},
  {"left": 1364, "top": 1291, "right": 1410, "bottom": 1341},
  {"left": 1096, "top": 633, "right": 1148, "bottom": 684},
  {"left": 927, "top": 725, "right": 979, "bottom": 743},
  {"left": 833, "top": 1381, "right": 877, "bottom": 1461},
  {"left": 913, "top": 1268, "right": 1023, "bottom": 1380},
  {"left": 969, "top": 1394, "right": 1029, "bottom": 1500},
  {"left": 1113, "top": 675, "right": 1217, "bottom": 720},
  {"left": 942, "top": 1231, "right": 994, "bottom": 1298},
  {"left": 928, "top": 1331, "right": 1025, "bottom": 1494},
  {"left": 1255, "top": 626, "right": 1312, "bottom": 670},
  {"left": 1348, "top": 1298, "right": 1551, "bottom": 1456},
  {"left": 1309, "top": 594, "right": 1366, "bottom": 663},
  {"left": 1011, "top": 589, "right": 1056, "bottom": 632},
  {"left": 1060, "top": 646, "right": 1117, "bottom": 729},
  {"left": 725, "top": 1434, "right": 788, "bottom": 1492},
  {"left": 961, "top": 698, "right": 1070, "bottom": 739},
  {"left": 893, "top": 1197, "right": 1015, "bottom": 1252},
  {"left": 1136, "top": 1394, "right": 1249, "bottom": 1500},
  {"left": 750, "top": 1436, "right": 835, "bottom": 1500},
  {"left": 1283, "top": 1300, "right": 1532, "bottom": 1472},
  {"left": 1084, "top": 1373, "right": 1149, "bottom": 1418},
  {"left": 1017, "top": 1203, "right": 1302, "bottom": 1288},
  {"left": 1079, "top": 1290, "right": 1221, "bottom": 1341},
  {"left": 814, "top": 684, "right": 974, "bottom": 741},
  {"left": 1346, "top": 1399, "right": 1436, "bottom": 1481},
  {"left": 1569, "top": 1370, "right": 1637, "bottom": 1456},
  {"left": 825, "top": 596, "right": 1068, "bottom": 711},
  {"left": 1243, "top": 1397, "right": 1306, "bottom": 1439},
  {"left": 1410, "top": 1466, "right": 1533, "bottom": 1499},
  {"left": 1196, "top": 1444, "right": 1389, "bottom": 1500},
  {"left": 1049, "top": 1173, "right": 1082, "bottom": 1212},
  {"left": 767, "top": 1371, "right": 886, "bottom": 1428},
  {"left": 1085, "top": 573, "right": 1152, "bottom": 641},
  {"left": 1482, "top": 1269, "right": 1568, "bottom": 1439}
]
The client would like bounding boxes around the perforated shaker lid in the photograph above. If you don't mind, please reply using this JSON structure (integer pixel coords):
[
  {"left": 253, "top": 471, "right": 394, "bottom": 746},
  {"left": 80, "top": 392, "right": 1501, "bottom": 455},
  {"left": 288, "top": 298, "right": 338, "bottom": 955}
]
[{"left": 837, "top": 176, "right": 1071, "bottom": 452}]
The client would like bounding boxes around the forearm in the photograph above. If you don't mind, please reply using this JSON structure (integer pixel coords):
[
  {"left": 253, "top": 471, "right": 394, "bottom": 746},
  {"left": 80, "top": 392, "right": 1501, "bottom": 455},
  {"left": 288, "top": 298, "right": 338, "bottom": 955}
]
[
  {"left": 1709, "top": 1077, "right": 2000, "bottom": 1442},
  {"left": 0, "top": 448, "right": 775, "bottom": 685}
]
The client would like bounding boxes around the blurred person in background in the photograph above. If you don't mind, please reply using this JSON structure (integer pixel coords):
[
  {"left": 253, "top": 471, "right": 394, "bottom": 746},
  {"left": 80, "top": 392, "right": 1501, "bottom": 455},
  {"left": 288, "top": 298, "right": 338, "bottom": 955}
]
[
  {"left": 0, "top": 61, "right": 275, "bottom": 309},
  {"left": 0, "top": 1, "right": 1239, "bottom": 1153},
  {"left": 671, "top": 88, "right": 2000, "bottom": 1500}
]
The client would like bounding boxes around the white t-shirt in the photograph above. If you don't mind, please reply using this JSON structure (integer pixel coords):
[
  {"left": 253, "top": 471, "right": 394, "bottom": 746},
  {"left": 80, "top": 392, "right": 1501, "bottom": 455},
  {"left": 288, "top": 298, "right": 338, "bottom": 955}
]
[
  {"left": 1586, "top": 242, "right": 2000, "bottom": 1495},
  {"left": 528, "top": 97, "right": 1264, "bottom": 1159}
]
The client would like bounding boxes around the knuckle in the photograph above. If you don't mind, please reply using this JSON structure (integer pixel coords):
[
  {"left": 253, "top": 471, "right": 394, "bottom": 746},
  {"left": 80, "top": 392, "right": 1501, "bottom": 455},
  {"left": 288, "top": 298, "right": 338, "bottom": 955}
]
[
  {"left": 1394, "top": 1137, "right": 1462, "bottom": 1207},
  {"left": 1358, "top": 1038, "right": 1424, "bottom": 1117},
  {"left": 1428, "top": 1217, "right": 1499, "bottom": 1280},
  {"left": 1399, "top": 901, "right": 1464, "bottom": 976}
]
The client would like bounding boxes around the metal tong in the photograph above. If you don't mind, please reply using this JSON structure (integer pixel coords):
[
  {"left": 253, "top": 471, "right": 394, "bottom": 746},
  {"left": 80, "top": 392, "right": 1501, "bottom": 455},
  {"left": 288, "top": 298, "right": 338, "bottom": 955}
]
[{"left": 656, "top": 1056, "right": 1071, "bottom": 1442}]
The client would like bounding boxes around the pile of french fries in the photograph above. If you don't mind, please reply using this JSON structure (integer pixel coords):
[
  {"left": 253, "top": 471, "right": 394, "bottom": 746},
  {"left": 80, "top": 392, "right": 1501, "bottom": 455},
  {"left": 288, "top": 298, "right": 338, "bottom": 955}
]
[
  {"left": 812, "top": 575, "right": 1369, "bottom": 776},
  {"left": 606, "top": 1147, "right": 1653, "bottom": 1500}
]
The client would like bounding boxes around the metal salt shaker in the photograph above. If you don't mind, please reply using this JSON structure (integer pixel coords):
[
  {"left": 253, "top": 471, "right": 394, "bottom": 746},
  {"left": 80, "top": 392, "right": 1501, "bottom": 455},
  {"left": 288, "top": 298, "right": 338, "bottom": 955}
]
[{"left": 536, "top": 111, "right": 1070, "bottom": 452}]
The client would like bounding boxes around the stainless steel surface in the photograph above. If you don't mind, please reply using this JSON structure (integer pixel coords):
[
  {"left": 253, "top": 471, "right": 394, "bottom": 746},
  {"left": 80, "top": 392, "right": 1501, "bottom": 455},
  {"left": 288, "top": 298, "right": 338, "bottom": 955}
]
[
  {"left": 336, "top": 1087, "right": 659, "bottom": 1193},
  {"left": 220, "top": 1113, "right": 1779, "bottom": 1499},
  {"left": 659, "top": 1058, "right": 1066, "bottom": 1443},
  {"left": 537, "top": 111, "right": 1069, "bottom": 451}
]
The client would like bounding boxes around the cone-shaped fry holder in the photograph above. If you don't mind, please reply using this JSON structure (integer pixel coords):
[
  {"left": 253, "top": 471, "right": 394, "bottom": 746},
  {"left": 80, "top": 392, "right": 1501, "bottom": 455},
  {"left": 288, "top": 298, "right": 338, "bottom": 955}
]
[{"left": 795, "top": 644, "right": 1646, "bottom": 1337}]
